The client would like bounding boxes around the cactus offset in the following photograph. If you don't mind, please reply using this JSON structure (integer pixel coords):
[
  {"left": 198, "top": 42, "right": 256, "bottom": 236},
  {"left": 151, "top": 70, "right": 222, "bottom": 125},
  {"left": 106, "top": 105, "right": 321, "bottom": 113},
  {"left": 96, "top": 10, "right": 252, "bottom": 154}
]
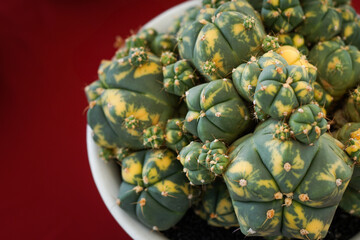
[
  {"left": 165, "top": 118, "right": 194, "bottom": 152},
  {"left": 143, "top": 125, "right": 165, "bottom": 149},
  {"left": 262, "top": 35, "right": 280, "bottom": 52},
  {"left": 160, "top": 51, "right": 177, "bottom": 66}
]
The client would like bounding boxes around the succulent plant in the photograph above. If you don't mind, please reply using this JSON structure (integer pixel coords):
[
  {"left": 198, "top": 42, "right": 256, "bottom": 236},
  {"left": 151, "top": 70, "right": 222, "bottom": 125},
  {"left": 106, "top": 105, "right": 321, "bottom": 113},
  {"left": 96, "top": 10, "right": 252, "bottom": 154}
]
[
  {"left": 160, "top": 51, "right": 177, "bottom": 66},
  {"left": 261, "top": 0, "right": 304, "bottom": 34},
  {"left": 165, "top": 118, "right": 194, "bottom": 152},
  {"left": 195, "top": 180, "right": 239, "bottom": 228},
  {"left": 309, "top": 39, "right": 360, "bottom": 100},
  {"left": 151, "top": 33, "right": 178, "bottom": 56},
  {"left": 163, "top": 59, "right": 198, "bottom": 97},
  {"left": 117, "top": 148, "right": 194, "bottom": 231},
  {"left": 224, "top": 119, "right": 354, "bottom": 239},
  {"left": 86, "top": 53, "right": 177, "bottom": 150},
  {"left": 339, "top": 4, "right": 360, "bottom": 49},
  {"left": 296, "top": 0, "right": 342, "bottom": 43},
  {"left": 184, "top": 79, "right": 251, "bottom": 144},
  {"left": 178, "top": 0, "right": 266, "bottom": 81},
  {"left": 277, "top": 33, "right": 309, "bottom": 56},
  {"left": 202, "top": 0, "right": 230, "bottom": 9}
]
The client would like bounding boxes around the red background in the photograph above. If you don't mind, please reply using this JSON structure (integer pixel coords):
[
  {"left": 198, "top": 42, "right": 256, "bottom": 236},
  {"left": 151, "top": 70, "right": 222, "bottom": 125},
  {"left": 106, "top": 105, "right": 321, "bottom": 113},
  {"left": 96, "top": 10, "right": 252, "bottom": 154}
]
[{"left": 1, "top": 1, "right": 359, "bottom": 239}]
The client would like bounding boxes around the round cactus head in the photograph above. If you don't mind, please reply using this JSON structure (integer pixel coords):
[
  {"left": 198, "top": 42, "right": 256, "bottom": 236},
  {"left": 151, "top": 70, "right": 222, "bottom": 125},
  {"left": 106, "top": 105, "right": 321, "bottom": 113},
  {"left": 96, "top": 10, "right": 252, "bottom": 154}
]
[
  {"left": 128, "top": 47, "right": 148, "bottom": 67},
  {"left": 289, "top": 104, "right": 329, "bottom": 145},
  {"left": 262, "top": 35, "right": 280, "bottom": 52},
  {"left": 200, "top": 139, "right": 230, "bottom": 175},
  {"left": 143, "top": 125, "right": 165, "bottom": 149},
  {"left": 273, "top": 122, "right": 291, "bottom": 141},
  {"left": 244, "top": 16, "right": 256, "bottom": 29},
  {"left": 165, "top": 118, "right": 194, "bottom": 152},
  {"left": 125, "top": 35, "right": 147, "bottom": 49},
  {"left": 346, "top": 129, "right": 360, "bottom": 164},
  {"left": 160, "top": 51, "right": 177, "bottom": 66},
  {"left": 351, "top": 86, "right": 360, "bottom": 103},
  {"left": 202, "top": 60, "right": 217, "bottom": 76}
]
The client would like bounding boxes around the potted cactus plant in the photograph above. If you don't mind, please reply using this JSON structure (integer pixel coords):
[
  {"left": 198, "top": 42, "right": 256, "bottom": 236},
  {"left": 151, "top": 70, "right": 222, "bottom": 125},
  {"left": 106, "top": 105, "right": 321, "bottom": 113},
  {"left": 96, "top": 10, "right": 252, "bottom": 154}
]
[{"left": 86, "top": 0, "right": 360, "bottom": 239}]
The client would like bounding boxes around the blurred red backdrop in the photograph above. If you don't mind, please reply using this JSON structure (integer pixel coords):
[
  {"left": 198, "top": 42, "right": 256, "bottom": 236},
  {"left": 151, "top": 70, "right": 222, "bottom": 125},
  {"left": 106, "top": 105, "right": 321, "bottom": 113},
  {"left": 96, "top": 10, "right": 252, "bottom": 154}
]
[{"left": 0, "top": 1, "right": 359, "bottom": 239}]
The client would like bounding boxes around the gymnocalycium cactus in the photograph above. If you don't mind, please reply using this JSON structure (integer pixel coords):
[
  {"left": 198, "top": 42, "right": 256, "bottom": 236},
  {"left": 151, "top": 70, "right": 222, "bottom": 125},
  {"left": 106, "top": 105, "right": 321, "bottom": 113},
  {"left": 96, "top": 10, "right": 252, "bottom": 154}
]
[
  {"left": 309, "top": 39, "right": 360, "bottom": 100},
  {"left": 117, "top": 148, "right": 194, "bottom": 231},
  {"left": 165, "top": 118, "right": 194, "bottom": 152},
  {"left": 224, "top": 119, "right": 354, "bottom": 239},
  {"left": 277, "top": 33, "right": 309, "bottom": 56},
  {"left": 178, "top": 0, "right": 266, "bottom": 81},
  {"left": 86, "top": 52, "right": 177, "bottom": 150},
  {"left": 179, "top": 139, "right": 230, "bottom": 185},
  {"left": 163, "top": 59, "right": 198, "bottom": 97},
  {"left": 184, "top": 79, "right": 251, "bottom": 144},
  {"left": 339, "top": 4, "right": 360, "bottom": 49},
  {"left": 195, "top": 180, "right": 239, "bottom": 228},
  {"left": 261, "top": 0, "right": 304, "bottom": 34}
]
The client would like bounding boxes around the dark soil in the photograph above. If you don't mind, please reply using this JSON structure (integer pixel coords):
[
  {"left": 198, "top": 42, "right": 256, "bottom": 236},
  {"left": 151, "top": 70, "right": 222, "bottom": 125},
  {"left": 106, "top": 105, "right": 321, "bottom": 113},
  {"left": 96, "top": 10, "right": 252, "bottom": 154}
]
[{"left": 162, "top": 208, "right": 360, "bottom": 240}]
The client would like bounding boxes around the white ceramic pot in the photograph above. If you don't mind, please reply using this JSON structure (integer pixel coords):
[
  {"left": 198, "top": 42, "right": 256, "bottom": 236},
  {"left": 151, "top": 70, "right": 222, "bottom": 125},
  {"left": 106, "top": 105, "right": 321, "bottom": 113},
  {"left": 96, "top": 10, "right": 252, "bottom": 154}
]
[{"left": 86, "top": 0, "right": 360, "bottom": 239}]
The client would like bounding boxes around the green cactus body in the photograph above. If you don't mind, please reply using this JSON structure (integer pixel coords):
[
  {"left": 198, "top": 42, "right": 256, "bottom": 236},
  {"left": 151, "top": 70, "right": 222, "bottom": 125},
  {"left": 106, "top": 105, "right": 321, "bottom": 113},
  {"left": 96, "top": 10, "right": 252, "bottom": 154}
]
[
  {"left": 179, "top": 139, "right": 230, "bottom": 185},
  {"left": 165, "top": 118, "right": 193, "bottom": 152},
  {"left": 246, "top": 0, "right": 263, "bottom": 12},
  {"left": 179, "top": 141, "right": 216, "bottom": 185},
  {"left": 343, "top": 86, "right": 360, "bottom": 123},
  {"left": 115, "top": 47, "right": 129, "bottom": 60},
  {"left": 195, "top": 180, "right": 239, "bottom": 228},
  {"left": 202, "top": 0, "right": 230, "bottom": 8},
  {"left": 296, "top": 0, "right": 342, "bottom": 43},
  {"left": 160, "top": 51, "right": 177, "bottom": 66},
  {"left": 333, "top": 122, "right": 360, "bottom": 163},
  {"left": 334, "top": 122, "right": 360, "bottom": 144},
  {"left": 85, "top": 80, "right": 105, "bottom": 102},
  {"left": 277, "top": 33, "right": 309, "bottom": 56},
  {"left": 254, "top": 104, "right": 270, "bottom": 122},
  {"left": 261, "top": 0, "right": 304, "bottom": 34},
  {"left": 289, "top": 104, "right": 328, "bottom": 145},
  {"left": 339, "top": 5, "right": 360, "bottom": 49},
  {"left": 340, "top": 167, "right": 360, "bottom": 217},
  {"left": 163, "top": 60, "right": 198, "bottom": 97},
  {"left": 151, "top": 34, "right": 178, "bottom": 56},
  {"left": 99, "top": 147, "right": 116, "bottom": 162},
  {"left": 262, "top": 35, "right": 280, "bottom": 52},
  {"left": 143, "top": 125, "right": 165, "bottom": 149},
  {"left": 224, "top": 119, "right": 353, "bottom": 239},
  {"left": 333, "top": 0, "right": 351, "bottom": 7},
  {"left": 86, "top": 54, "right": 177, "bottom": 150},
  {"left": 184, "top": 79, "right": 251, "bottom": 144},
  {"left": 117, "top": 149, "right": 193, "bottom": 231},
  {"left": 116, "top": 147, "right": 131, "bottom": 165},
  {"left": 254, "top": 64, "right": 314, "bottom": 119},
  {"left": 313, "top": 82, "right": 333, "bottom": 109},
  {"left": 178, "top": 0, "right": 266, "bottom": 81},
  {"left": 309, "top": 40, "right": 360, "bottom": 100},
  {"left": 232, "top": 52, "right": 288, "bottom": 102}
]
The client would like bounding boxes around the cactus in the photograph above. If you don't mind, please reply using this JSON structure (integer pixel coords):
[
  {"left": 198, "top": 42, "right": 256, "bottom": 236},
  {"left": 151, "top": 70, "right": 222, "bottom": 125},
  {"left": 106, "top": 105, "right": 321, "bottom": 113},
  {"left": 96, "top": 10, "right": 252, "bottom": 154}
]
[
  {"left": 195, "top": 180, "right": 239, "bottom": 228},
  {"left": 202, "top": 0, "right": 230, "bottom": 8},
  {"left": 254, "top": 63, "right": 314, "bottom": 119},
  {"left": 168, "top": 6, "right": 201, "bottom": 35},
  {"left": 224, "top": 119, "right": 354, "bottom": 239},
  {"left": 309, "top": 39, "right": 360, "bottom": 100},
  {"left": 143, "top": 125, "right": 165, "bottom": 149},
  {"left": 313, "top": 82, "right": 333, "bottom": 109},
  {"left": 277, "top": 33, "right": 309, "bottom": 56},
  {"left": 184, "top": 79, "right": 251, "bottom": 144},
  {"left": 151, "top": 34, "right": 178, "bottom": 57},
  {"left": 261, "top": 0, "right": 304, "bottom": 34},
  {"left": 165, "top": 118, "right": 194, "bottom": 152},
  {"left": 178, "top": 139, "right": 230, "bottom": 185},
  {"left": 340, "top": 167, "right": 360, "bottom": 217},
  {"left": 117, "top": 148, "right": 194, "bottom": 231},
  {"left": 262, "top": 35, "right": 280, "bottom": 52},
  {"left": 86, "top": 52, "right": 178, "bottom": 150},
  {"left": 333, "top": 0, "right": 351, "bottom": 7},
  {"left": 163, "top": 59, "right": 198, "bottom": 97},
  {"left": 178, "top": 0, "right": 266, "bottom": 81},
  {"left": 160, "top": 51, "right": 177, "bottom": 66},
  {"left": 289, "top": 104, "right": 329, "bottom": 145},
  {"left": 339, "top": 4, "right": 360, "bottom": 49},
  {"left": 296, "top": 0, "right": 342, "bottom": 43},
  {"left": 99, "top": 147, "right": 117, "bottom": 162}
]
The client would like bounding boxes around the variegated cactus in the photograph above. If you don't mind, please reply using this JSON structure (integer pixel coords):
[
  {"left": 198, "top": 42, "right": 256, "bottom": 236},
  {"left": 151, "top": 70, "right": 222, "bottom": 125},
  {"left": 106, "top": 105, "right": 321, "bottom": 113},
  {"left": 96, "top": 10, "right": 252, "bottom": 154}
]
[
  {"left": 178, "top": 0, "right": 266, "bottom": 81},
  {"left": 339, "top": 4, "right": 360, "bottom": 49},
  {"left": 184, "top": 79, "right": 251, "bottom": 144},
  {"left": 224, "top": 119, "right": 354, "bottom": 239},
  {"left": 117, "top": 148, "right": 194, "bottom": 231}
]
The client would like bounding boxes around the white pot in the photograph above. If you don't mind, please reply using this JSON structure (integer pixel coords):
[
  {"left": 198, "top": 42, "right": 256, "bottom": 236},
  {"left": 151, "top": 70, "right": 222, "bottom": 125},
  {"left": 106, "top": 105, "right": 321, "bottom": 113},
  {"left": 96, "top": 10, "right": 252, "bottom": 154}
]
[{"left": 86, "top": 0, "right": 360, "bottom": 239}]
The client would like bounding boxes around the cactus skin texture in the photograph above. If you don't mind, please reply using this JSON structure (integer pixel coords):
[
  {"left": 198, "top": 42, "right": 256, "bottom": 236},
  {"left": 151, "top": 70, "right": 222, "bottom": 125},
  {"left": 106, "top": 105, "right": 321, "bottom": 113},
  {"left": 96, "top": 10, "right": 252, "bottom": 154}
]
[
  {"left": 179, "top": 139, "right": 230, "bottom": 185},
  {"left": 289, "top": 104, "right": 329, "bottom": 145},
  {"left": 143, "top": 125, "right": 165, "bottom": 149},
  {"left": 117, "top": 149, "right": 193, "bottom": 231},
  {"left": 163, "top": 60, "right": 198, "bottom": 97},
  {"left": 254, "top": 63, "right": 314, "bottom": 119},
  {"left": 296, "top": 0, "right": 342, "bottom": 43},
  {"left": 277, "top": 33, "right": 309, "bottom": 56},
  {"left": 232, "top": 52, "right": 288, "bottom": 103},
  {"left": 339, "top": 5, "right": 360, "bottom": 50},
  {"left": 262, "top": 35, "right": 280, "bottom": 52},
  {"left": 313, "top": 82, "right": 333, "bottom": 109},
  {"left": 202, "top": 0, "right": 230, "bottom": 8},
  {"left": 178, "top": 0, "right": 266, "bottom": 81},
  {"left": 333, "top": 123, "right": 360, "bottom": 217},
  {"left": 165, "top": 118, "right": 194, "bottom": 152},
  {"left": 151, "top": 34, "right": 178, "bottom": 57},
  {"left": 86, "top": 53, "right": 178, "bottom": 150},
  {"left": 309, "top": 40, "right": 360, "bottom": 100},
  {"left": 184, "top": 79, "right": 251, "bottom": 144},
  {"left": 168, "top": 6, "right": 201, "bottom": 35},
  {"left": 160, "top": 51, "right": 177, "bottom": 66},
  {"left": 344, "top": 86, "right": 360, "bottom": 122},
  {"left": 333, "top": 0, "right": 351, "bottom": 7},
  {"left": 261, "top": 0, "right": 304, "bottom": 34},
  {"left": 195, "top": 180, "right": 239, "bottom": 228},
  {"left": 224, "top": 119, "right": 354, "bottom": 239}
]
